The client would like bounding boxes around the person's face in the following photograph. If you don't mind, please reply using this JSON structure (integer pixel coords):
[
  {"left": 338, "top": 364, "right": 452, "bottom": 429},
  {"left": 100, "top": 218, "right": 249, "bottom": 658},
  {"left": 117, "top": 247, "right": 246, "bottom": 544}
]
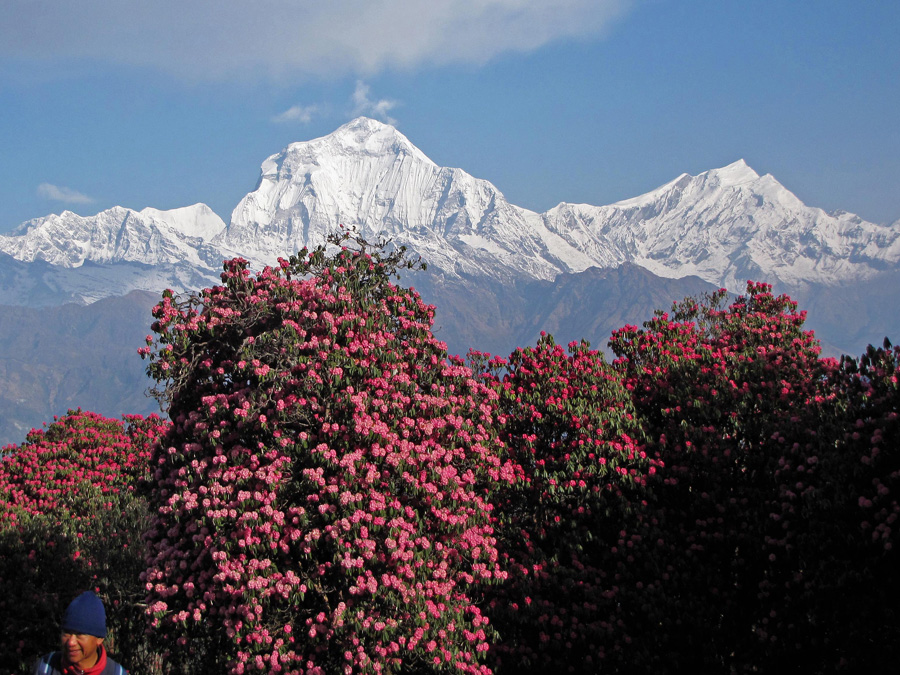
[{"left": 60, "top": 630, "right": 104, "bottom": 668}]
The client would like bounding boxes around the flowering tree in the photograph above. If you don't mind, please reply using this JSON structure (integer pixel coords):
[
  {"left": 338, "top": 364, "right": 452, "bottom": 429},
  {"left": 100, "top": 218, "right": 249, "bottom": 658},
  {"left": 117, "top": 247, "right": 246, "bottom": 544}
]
[
  {"left": 758, "top": 339, "right": 899, "bottom": 672},
  {"left": 609, "top": 282, "right": 898, "bottom": 672},
  {"left": 606, "top": 283, "right": 831, "bottom": 670},
  {"left": 0, "top": 410, "right": 167, "bottom": 674},
  {"left": 472, "top": 337, "right": 657, "bottom": 674},
  {"left": 141, "top": 233, "right": 512, "bottom": 674}
]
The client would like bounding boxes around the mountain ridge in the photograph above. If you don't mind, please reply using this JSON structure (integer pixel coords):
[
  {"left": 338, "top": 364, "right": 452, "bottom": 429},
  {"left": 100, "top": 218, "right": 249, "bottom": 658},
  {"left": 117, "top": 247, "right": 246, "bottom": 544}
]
[{"left": 3, "top": 117, "right": 897, "bottom": 304}]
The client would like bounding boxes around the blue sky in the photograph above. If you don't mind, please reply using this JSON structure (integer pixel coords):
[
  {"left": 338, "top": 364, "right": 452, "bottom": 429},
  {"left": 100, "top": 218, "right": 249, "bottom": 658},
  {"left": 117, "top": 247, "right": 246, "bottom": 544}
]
[{"left": 1, "top": 1, "right": 898, "bottom": 233}]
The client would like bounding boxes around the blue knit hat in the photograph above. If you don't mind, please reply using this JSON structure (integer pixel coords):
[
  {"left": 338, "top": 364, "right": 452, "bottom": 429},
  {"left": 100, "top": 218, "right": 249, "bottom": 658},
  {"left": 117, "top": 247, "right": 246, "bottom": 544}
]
[{"left": 61, "top": 591, "right": 107, "bottom": 638}]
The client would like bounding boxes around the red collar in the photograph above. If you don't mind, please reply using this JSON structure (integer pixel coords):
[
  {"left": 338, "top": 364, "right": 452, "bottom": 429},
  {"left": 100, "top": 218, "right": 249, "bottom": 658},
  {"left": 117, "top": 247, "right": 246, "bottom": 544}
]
[{"left": 62, "top": 644, "right": 107, "bottom": 675}]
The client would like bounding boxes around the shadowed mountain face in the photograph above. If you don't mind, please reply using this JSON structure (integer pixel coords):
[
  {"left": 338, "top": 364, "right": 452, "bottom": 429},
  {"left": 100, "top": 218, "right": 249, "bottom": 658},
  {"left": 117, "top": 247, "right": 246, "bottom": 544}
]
[
  {"left": 789, "top": 271, "right": 900, "bottom": 356},
  {"left": 0, "top": 117, "right": 896, "bottom": 444},
  {"left": 413, "top": 264, "right": 721, "bottom": 358},
  {"left": 4, "top": 262, "right": 887, "bottom": 448},
  {"left": 0, "top": 291, "right": 161, "bottom": 445}
]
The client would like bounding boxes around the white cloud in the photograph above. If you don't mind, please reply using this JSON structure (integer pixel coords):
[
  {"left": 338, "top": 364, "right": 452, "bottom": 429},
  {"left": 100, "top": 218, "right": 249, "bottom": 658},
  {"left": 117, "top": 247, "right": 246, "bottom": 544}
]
[
  {"left": 37, "top": 183, "right": 94, "bottom": 204},
  {"left": 272, "top": 104, "right": 318, "bottom": 124},
  {"left": 352, "top": 82, "right": 398, "bottom": 124},
  {"left": 1, "top": 1, "right": 634, "bottom": 80}
]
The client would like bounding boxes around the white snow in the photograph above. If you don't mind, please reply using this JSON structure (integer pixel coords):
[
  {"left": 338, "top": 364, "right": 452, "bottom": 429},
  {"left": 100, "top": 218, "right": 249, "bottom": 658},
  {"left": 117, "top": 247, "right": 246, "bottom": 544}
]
[{"left": 1, "top": 116, "right": 898, "bottom": 305}]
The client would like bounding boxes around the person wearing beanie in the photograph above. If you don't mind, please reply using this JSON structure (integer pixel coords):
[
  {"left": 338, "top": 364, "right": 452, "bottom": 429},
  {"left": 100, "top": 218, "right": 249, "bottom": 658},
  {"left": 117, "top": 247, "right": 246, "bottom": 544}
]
[{"left": 32, "top": 591, "right": 128, "bottom": 675}]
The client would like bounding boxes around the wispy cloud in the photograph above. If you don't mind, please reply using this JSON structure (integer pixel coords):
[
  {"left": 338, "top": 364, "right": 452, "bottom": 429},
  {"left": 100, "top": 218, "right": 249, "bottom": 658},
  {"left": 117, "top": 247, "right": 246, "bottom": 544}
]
[
  {"left": 272, "top": 104, "right": 318, "bottom": 124},
  {"left": 37, "top": 183, "right": 94, "bottom": 204},
  {"left": 352, "top": 82, "right": 398, "bottom": 125},
  {"left": 0, "top": 1, "right": 634, "bottom": 80}
]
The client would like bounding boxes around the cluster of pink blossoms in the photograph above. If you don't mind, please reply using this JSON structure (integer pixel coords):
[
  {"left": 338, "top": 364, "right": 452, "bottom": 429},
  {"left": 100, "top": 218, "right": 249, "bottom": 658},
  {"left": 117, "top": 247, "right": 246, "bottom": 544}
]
[
  {"left": 140, "top": 241, "right": 512, "bottom": 673},
  {"left": 0, "top": 410, "right": 169, "bottom": 674},
  {"left": 604, "top": 282, "right": 899, "bottom": 671},
  {"left": 469, "top": 336, "right": 658, "bottom": 672}
]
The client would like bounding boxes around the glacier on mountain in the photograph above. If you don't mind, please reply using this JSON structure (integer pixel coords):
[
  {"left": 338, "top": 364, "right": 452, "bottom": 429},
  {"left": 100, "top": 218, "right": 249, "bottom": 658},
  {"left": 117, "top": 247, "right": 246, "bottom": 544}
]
[{"left": 1, "top": 117, "right": 898, "bottom": 305}]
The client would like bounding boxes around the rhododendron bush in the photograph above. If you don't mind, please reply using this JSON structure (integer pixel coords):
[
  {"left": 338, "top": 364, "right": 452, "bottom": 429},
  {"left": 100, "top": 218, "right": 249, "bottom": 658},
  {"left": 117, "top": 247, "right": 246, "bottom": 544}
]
[
  {"left": 607, "top": 283, "right": 898, "bottom": 672},
  {"left": 472, "top": 337, "right": 659, "bottom": 673},
  {"left": 776, "top": 339, "right": 900, "bottom": 672},
  {"left": 140, "top": 233, "right": 511, "bottom": 674},
  {"left": 0, "top": 410, "right": 168, "bottom": 675}
]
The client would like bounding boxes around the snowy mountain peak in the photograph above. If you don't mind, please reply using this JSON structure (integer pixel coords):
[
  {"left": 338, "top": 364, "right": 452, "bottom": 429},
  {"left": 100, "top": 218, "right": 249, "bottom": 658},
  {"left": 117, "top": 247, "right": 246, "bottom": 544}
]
[
  {"left": 704, "top": 159, "right": 760, "bottom": 187},
  {"left": 221, "top": 117, "right": 532, "bottom": 273},
  {"left": 259, "top": 117, "right": 435, "bottom": 180},
  {"left": 329, "top": 117, "right": 434, "bottom": 164},
  {"left": 138, "top": 203, "right": 226, "bottom": 241},
  {"left": 2, "top": 119, "right": 899, "bottom": 306},
  {"left": 545, "top": 159, "right": 900, "bottom": 290},
  {"left": 0, "top": 204, "right": 225, "bottom": 268},
  {"left": 612, "top": 159, "right": 762, "bottom": 211}
]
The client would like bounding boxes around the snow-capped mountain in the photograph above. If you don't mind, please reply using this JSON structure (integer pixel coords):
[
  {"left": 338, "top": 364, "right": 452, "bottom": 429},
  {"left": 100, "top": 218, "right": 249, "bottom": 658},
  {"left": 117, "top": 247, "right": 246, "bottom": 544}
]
[
  {"left": 1, "top": 117, "right": 898, "bottom": 302},
  {"left": 539, "top": 160, "right": 900, "bottom": 290},
  {"left": 220, "top": 117, "right": 900, "bottom": 291},
  {"left": 0, "top": 203, "right": 227, "bottom": 304},
  {"left": 0, "top": 203, "right": 226, "bottom": 269},
  {"left": 220, "top": 117, "right": 581, "bottom": 283}
]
